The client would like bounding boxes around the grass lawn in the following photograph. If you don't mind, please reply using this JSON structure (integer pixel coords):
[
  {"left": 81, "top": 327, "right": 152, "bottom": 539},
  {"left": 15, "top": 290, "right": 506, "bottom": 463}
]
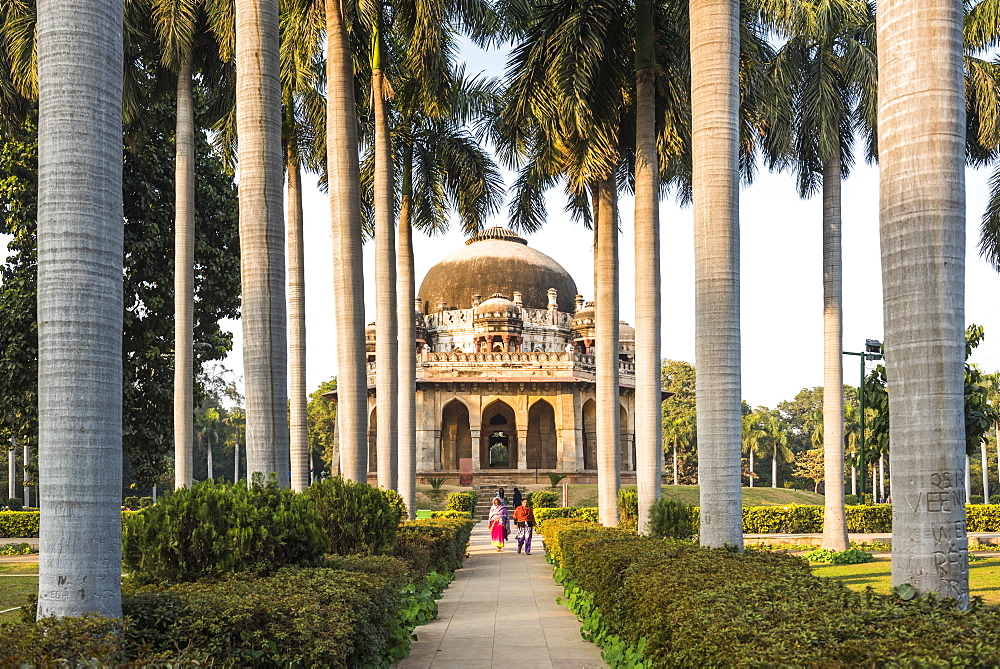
[
  {"left": 0, "top": 561, "right": 38, "bottom": 622},
  {"left": 812, "top": 557, "right": 1000, "bottom": 604}
]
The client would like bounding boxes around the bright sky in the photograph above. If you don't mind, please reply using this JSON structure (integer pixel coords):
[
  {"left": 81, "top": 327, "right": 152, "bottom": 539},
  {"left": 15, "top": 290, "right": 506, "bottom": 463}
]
[{"left": 3, "top": 40, "right": 998, "bottom": 411}]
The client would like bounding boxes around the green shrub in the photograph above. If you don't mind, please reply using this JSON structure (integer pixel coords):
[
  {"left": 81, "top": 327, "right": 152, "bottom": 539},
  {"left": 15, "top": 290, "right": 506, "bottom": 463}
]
[
  {"left": 445, "top": 491, "right": 476, "bottom": 514},
  {"left": 138, "top": 497, "right": 153, "bottom": 508},
  {"left": 0, "top": 542, "right": 33, "bottom": 556},
  {"left": 804, "top": 547, "right": 874, "bottom": 564},
  {"left": 431, "top": 510, "right": 471, "bottom": 519},
  {"left": 530, "top": 490, "right": 559, "bottom": 508},
  {"left": 843, "top": 494, "right": 860, "bottom": 505},
  {"left": 123, "top": 496, "right": 140, "bottom": 510},
  {"left": 382, "top": 487, "right": 409, "bottom": 521},
  {"left": 393, "top": 518, "right": 474, "bottom": 577},
  {"left": 648, "top": 498, "right": 695, "bottom": 540},
  {"left": 428, "top": 477, "right": 446, "bottom": 491},
  {"left": 618, "top": 489, "right": 638, "bottom": 530},
  {"left": 122, "top": 478, "right": 325, "bottom": 583},
  {"left": 542, "top": 521, "right": 1000, "bottom": 666},
  {"left": 970, "top": 494, "right": 985, "bottom": 505},
  {"left": 546, "top": 472, "right": 568, "bottom": 487},
  {"left": 0, "top": 510, "right": 38, "bottom": 538},
  {"left": 303, "top": 476, "right": 402, "bottom": 556},
  {"left": 5, "top": 498, "right": 23, "bottom": 512},
  {"left": 534, "top": 507, "right": 599, "bottom": 527}
]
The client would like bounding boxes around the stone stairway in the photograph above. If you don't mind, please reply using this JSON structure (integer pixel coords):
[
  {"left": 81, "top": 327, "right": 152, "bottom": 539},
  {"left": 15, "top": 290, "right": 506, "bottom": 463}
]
[{"left": 473, "top": 481, "right": 516, "bottom": 519}]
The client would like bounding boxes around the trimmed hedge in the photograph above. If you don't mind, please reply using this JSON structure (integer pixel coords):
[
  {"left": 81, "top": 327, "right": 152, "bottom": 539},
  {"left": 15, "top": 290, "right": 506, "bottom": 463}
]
[
  {"left": 393, "top": 518, "right": 475, "bottom": 578},
  {"left": 1, "top": 562, "right": 409, "bottom": 667},
  {"left": 542, "top": 519, "right": 1000, "bottom": 666},
  {"left": 445, "top": 491, "right": 476, "bottom": 514},
  {"left": 535, "top": 507, "right": 599, "bottom": 526},
  {"left": 0, "top": 510, "right": 38, "bottom": 538}
]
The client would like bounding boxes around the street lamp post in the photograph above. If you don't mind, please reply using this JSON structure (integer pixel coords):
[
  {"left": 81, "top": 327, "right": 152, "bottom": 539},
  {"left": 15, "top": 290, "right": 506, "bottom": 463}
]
[{"left": 843, "top": 339, "right": 882, "bottom": 501}]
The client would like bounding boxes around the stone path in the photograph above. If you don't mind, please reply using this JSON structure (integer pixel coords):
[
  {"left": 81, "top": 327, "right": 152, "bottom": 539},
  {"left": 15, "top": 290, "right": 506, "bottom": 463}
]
[{"left": 394, "top": 521, "right": 608, "bottom": 669}]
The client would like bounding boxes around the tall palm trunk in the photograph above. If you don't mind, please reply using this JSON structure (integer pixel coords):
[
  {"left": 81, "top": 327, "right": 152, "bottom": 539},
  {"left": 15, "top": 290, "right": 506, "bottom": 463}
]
[
  {"left": 373, "top": 61, "right": 398, "bottom": 490},
  {"left": 748, "top": 448, "right": 754, "bottom": 487},
  {"left": 288, "top": 149, "right": 309, "bottom": 492},
  {"left": 36, "top": 0, "right": 123, "bottom": 618},
  {"left": 772, "top": 446, "right": 778, "bottom": 488},
  {"left": 207, "top": 433, "right": 214, "bottom": 479},
  {"left": 595, "top": 178, "right": 620, "bottom": 527},
  {"left": 673, "top": 437, "right": 679, "bottom": 486},
  {"left": 879, "top": 0, "right": 968, "bottom": 605},
  {"left": 634, "top": 0, "right": 661, "bottom": 535},
  {"left": 821, "top": 158, "right": 848, "bottom": 549},
  {"left": 981, "top": 441, "right": 990, "bottom": 502},
  {"left": 327, "top": 0, "right": 367, "bottom": 482},
  {"left": 236, "top": 0, "right": 289, "bottom": 485},
  {"left": 174, "top": 51, "right": 195, "bottom": 490},
  {"left": 397, "top": 147, "right": 417, "bottom": 518},
  {"left": 7, "top": 440, "right": 14, "bottom": 499},
  {"left": 690, "top": 0, "right": 743, "bottom": 548},
  {"left": 965, "top": 454, "right": 971, "bottom": 504},
  {"left": 23, "top": 443, "right": 30, "bottom": 508}
]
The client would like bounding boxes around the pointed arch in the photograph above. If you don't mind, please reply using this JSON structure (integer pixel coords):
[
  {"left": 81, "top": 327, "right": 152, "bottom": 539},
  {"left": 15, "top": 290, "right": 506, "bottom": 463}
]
[
  {"left": 582, "top": 398, "right": 597, "bottom": 470},
  {"left": 441, "top": 399, "right": 471, "bottom": 470},
  {"left": 481, "top": 399, "right": 517, "bottom": 468},
  {"left": 528, "top": 399, "right": 558, "bottom": 470}
]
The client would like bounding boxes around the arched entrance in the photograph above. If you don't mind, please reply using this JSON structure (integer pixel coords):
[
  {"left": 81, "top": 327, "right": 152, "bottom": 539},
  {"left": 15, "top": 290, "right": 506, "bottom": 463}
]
[
  {"left": 368, "top": 407, "right": 377, "bottom": 473},
  {"left": 527, "top": 400, "right": 557, "bottom": 470},
  {"left": 582, "top": 399, "right": 597, "bottom": 470},
  {"left": 481, "top": 400, "right": 517, "bottom": 468},
  {"left": 441, "top": 400, "right": 471, "bottom": 470}
]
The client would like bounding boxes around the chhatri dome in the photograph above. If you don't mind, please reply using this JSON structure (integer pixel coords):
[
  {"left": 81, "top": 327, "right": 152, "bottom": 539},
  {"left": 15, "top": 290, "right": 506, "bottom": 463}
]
[{"left": 418, "top": 226, "right": 578, "bottom": 313}]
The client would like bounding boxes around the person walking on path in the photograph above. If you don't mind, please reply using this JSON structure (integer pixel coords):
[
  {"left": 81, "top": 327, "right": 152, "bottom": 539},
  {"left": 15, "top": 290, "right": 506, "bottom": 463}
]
[
  {"left": 494, "top": 487, "right": 507, "bottom": 506},
  {"left": 512, "top": 486, "right": 522, "bottom": 509},
  {"left": 513, "top": 497, "right": 536, "bottom": 554},
  {"left": 488, "top": 498, "right": 509, "bottom": 551}
]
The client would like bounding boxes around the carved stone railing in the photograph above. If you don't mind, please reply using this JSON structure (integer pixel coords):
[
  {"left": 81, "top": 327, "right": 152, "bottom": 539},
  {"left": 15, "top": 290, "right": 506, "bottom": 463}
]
[{"left": 424, "top": 351, "right": 573, "bottom": 364}]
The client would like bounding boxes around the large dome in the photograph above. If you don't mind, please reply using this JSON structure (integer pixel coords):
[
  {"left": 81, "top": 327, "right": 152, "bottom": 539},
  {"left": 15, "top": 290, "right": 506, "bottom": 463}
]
[{"left": 418, "top": 227, "right": 578, "bottom": 312}]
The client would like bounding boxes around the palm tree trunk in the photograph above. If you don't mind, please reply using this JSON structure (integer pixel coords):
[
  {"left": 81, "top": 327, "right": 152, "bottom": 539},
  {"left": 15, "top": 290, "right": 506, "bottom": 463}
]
[
  {"left": 820, "top": 159, "right": 848, "bottom": 549},
  {"left": 879, "top": 453, "right": 885, "bottom": 502},
  {"left": 595, "top": 178, "right": 620, "bottom": 527},
  {"left": 772, "top": 445, "right": 778, "bottom": 488},
  {"left": 207, "top": 435, "right": 214, "bottom": 479},
  {"left": 7, "top": 440, "right": 14, "bottom": 500},
  {"left": 236, "top": 0, "right": 289, "bottom": 485},
  {"left": 234, "top": 429, "right": 240, "bottom": 481},
  {"left": 173, "top": 51, "right": 195, "bottom": 491},
  {"left": 982, "top": 441, "right": 990, "bottom": 502},
  {"left": 690, "top": 0, "right": 743, "bottom": 548},
  {"left": 879, "top": 0, "right": 967, "bottom": 605},
  {"left": 748, "top": 448, "right": 754, "bottom": 487},
  {"left": 36, "top": 0, "right": 123, "bottom": 617},
  {"left": 673, "top": 436, "right": 679, "bottom": 486},
  {"left": 23, "top": 442, "right": 30, "bottom": 507},
  {"left": 966, "top": 454, "right": 972, "bottom": 505},
  {"left": 327, "top": 0, "right": 367, "bottom": 482},
  {"left": 397, "top": 146, "right": 417, "bottom": 518},
  {"left": 288, "top": 151, "right": 309, "bottom": 492},
  {"left": 373, "top": 64, "right": 398, "bottom": 491},
  {"left": 851, "top": 465, "right": 856, "bottom": 496},
  {"left": 634, "top": 0, "right": 661, "bottom": 535}
]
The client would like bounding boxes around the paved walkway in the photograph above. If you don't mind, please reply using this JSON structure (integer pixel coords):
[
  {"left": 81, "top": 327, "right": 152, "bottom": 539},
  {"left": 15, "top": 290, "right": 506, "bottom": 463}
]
[{"left": 395, "top": 521, "right": 607, "bottom": 669}]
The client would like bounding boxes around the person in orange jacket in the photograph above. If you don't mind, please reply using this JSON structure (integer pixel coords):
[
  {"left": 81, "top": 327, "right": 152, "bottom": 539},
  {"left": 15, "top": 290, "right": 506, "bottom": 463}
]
[{"left": 512, "top": 497, "right": 536, "bottom": 554}]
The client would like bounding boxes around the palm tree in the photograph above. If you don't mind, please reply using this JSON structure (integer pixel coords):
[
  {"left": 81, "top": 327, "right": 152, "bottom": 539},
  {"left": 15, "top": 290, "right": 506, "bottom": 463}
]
[
  {"left": 235, "top": 0, "right": 289, "bottom": 485},
  {"left": 144, "top": 0, "right": 235, "bottom": 491},
  {"left": 741, "top": 412, "right": 766, "bottom": 487},
  {"left": 761, "top": 0, "right": 875, "bottom": 551},
  {"left": 690, "top": 0, "right": 743, "bottom": 547},
  {"left": 35, "top": 0, "right": 123, "bottom": 618},
  {"left": 370, "top": 5, "right": 398, "bottom": 491},
  {"left": 280, "top": 0, "right": 325, "bottom": 492},
  {"left": 758, "top": 412, "right": 792, "bottom": 488},
  {"left": 634, "top": 0, "right": 662, "bottom": 535},
  {"left": 327, "top": 0, "right": 367, "bottom": 482},
  {"left": 878, "top": 0, "right": 968, "bottom": 606},
  {"left": 986, "top": 372, "right": 1000, "bottom": 498}
]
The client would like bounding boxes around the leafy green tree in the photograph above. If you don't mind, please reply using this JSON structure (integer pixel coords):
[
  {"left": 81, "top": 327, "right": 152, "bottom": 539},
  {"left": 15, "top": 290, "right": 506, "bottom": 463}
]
[
  {"left": 661, "top": 360, "right": 697, "bottom": 484},
  {"left": 0, "top": 103, "right": 239, "bottom": 490},
  {"left": 307, "top": 377, "right": 338, "bottom": 476}
]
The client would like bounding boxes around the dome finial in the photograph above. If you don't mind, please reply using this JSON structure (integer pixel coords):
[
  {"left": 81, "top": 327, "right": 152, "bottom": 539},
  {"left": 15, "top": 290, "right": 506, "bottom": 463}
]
[{"left": 465, "top": 226, "right": 528, "bottom": 246}]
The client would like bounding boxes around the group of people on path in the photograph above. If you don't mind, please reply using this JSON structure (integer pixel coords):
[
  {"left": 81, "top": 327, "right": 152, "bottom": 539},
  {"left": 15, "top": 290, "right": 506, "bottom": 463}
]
[{"left": 488, "top": 486, "right": 536, "bottom": 554}]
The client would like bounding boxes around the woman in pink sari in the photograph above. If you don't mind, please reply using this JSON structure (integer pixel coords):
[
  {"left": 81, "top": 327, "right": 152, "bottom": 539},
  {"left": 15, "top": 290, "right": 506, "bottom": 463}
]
[{"left": 488, "top": 498, "right": 509, "bottom": 551}]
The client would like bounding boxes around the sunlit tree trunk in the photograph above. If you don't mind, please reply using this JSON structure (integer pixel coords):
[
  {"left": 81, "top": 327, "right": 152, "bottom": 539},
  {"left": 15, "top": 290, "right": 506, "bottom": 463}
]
[
  {"left": 327, "top": 0, "right": 367, "bottom": 481},
  {"left": 635, "top": 0, "right": 661, "bottom": 535},
  {"left": 7, "top": 440, "right": 14, "bottom": 500},
  {"left": 966, "top": 454, "right": 972, "bottom": 505},
  {"left": 173, "top": 51, "right": 195, "bottom": 490},
  {"left": 748, "top": 448, "right": 754, "bottom": 487},
  {"left": 36, "top": 0, "right": 123, "bottom": 618},
  {"left": 236, "top": 0, "right": 289, "bottom": 484},
  {"left": 288, "top": 151, "right": 309, "bottom": 492},
  {"left": 982, "top": 441, "right": 990, "bottom": 502},
  {"left": 772, "top": 446, "right": 778, "bottom": 488},
  {"left": 691, "top": 0, "right": 743, "bottom": 548},
  {"left": 397, "top": 149, "right": 417, "bottom": 518},
  {"left": 880, "top": 0, "right": 968, "bottom": 605},
  {"left": 820, "top": 159, "right": 849, "bottom": 549},
  {"left": 373, "top": 57, "right": 398, "bottom": 490},
  {"left": 596, "top": 178, "right": 621, "bottom": 527},
  {"left": 673, "top": 437, "right": 679, "bottom": 486}
]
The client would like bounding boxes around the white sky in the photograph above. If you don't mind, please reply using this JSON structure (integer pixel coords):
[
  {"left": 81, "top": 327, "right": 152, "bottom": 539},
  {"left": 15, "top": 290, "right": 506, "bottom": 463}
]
[{"left": 3, "top": 39, "right": 998, "bottom": 411}]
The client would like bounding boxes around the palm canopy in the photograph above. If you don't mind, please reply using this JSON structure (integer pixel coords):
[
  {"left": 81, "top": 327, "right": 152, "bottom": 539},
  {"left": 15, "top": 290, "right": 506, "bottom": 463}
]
[
  {"left": 760, "top": 0, "right": 877, "bottom": 195},
  {"left": 496, "top": 0, "right": 773, "bottom": 230}
]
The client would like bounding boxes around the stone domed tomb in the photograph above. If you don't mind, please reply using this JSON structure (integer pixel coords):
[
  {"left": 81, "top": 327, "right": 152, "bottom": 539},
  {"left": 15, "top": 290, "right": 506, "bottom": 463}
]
[{"left": 336, "top": 226, "right": 646, "bottom": 485}]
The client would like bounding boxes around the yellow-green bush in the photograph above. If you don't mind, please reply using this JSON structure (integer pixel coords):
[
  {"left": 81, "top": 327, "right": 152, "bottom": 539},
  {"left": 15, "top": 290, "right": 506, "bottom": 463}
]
[
  {"left": 534, "top": 507, "right": 599, "bottom": 527},
  {"left": 0, "top": 510, "right": 39, "bottom": 538},
  {"left": 393, "top": 518, "right": 475, "bottom": 577}
]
